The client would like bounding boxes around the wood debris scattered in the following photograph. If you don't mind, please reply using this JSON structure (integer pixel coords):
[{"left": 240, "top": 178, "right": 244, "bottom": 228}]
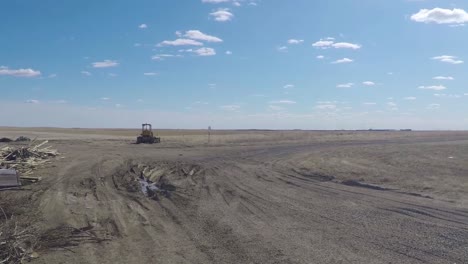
[{"left": 0, "top": 140, "right": 59, "bottom": 175}]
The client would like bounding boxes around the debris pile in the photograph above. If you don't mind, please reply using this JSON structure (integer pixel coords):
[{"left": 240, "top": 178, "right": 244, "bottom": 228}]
[
  {"left": 0, "top": 141, "right": 59, "bottom": 175},
  {"left": 15, "top": 136, "right": 31, "bottom": 142}
]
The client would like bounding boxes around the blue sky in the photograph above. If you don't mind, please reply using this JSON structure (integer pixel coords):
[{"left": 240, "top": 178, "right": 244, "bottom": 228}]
[{"left": 1, "top": 0, "right": 468, "bottom": 129}]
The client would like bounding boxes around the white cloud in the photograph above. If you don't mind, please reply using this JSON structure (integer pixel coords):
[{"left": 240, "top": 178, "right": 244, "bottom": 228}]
[
  {"left": 202, "top": 0, "right": 230, "bottom": 3},
  {"left": 427, "top": 103, "right": 441, "bottom": 110},
  {"left": 315, "top": 104, "right": 336, "bottom": 110},
  {"left": 92, "top": 60, "right": 119, "bottom": 68},
  {"left": 225, "top": 50, "right": 232, "bottom": 55},
  {"left": 363, "top": 102, "right": 377, "bottom": 105},
  {"left": 220, "top": 105, "right": 240, "bottom": 111},
  {"left": 433, "top": 76, "right": 454, "bottom": 80},
  {"left": 269, "top": 100, "right": 296, "bottom": 104},
  {"left": 418, "top": 85, "right": 447, "bottom": 91},
  {"left": 404, "top": 97, "right": 417, "bottom": 100},
  {"left": 434, "top": 93, "right": 461, "bottom": 98},
  {"left": 277, "top": 46, "right": 288, "bottom": 52},
  {"left": 115, "top": 104, "right": 123, "bottom": 108},
  {"left": 108, "top": 73, "right": 117, "bottom": 77},
  {"left": 268, "top": 105, "right": 285, "bottom": 111},
  {"left": 138, "top": 24, "right": 148, "bottom": 29},
  {"left": 432, "top": 55, "right": 463, "bottom": 64},
  {"left": 184, "top": 30, "right": 223, "bottom": 42},
  {"left": 411, "top": 8, "right": 468, "bottom": 24},
  {"left": 158, "top": 39, "right": 203, "bottom": 47},
  {"left": 283, "top": 84, "right": 294, "bottom": 89},
  {"left": 312, "top": 39, "right": 361, "bottom": 50},
  {"left": 195, "top": 47, "right": 216, "bottom": 56},
  {"left": 316, "top": 55, "right": 325, "bottom": 59},
  {"left": 0, "top": 66, "right": 41, "bottom": 77},
  {"left": 387, "top": 102, "right": 397, "bottom": 107},
  {"left": 151, "top": 54, "right": 182, "bottom": 61},
  {"left": 81, "top": 71, "right": 91, "bottom": 76},
  {"left": 210, "top": 8, "right": 234, "bottom": 22},
  {"left": 25, "top": 99, "right": 39, "bottom": 104},
  {"left": 362, "top": 81, "right": 375, "bottom": 86},
  {"left": 465, "top": 93, "right": 468, "bottom": 96},
  {"left": 288, "top": 39, "right": 304, "bottom": 44},
  {"left": 312, "top": 40, "right": 334, "bottom": 48},
  {"left": 101, "top": 97, "right": 110, "bottom": 101},
  {"left": 332, "top": 58, "right": 353, "bottom": 64},
  {"left": 332, "top": 42, "right": 361, "bottom": 49},
  {"left": 143, "top": 72, "right": 158, "bottom": 76},
  {"left": 337, "top": 83, "right": 354, "bottom": 88}
]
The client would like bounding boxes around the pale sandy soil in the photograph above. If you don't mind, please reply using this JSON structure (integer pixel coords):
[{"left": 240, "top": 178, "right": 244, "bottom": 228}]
[{"left": 1, "top": 128, "right": 467, "bottom": 263}]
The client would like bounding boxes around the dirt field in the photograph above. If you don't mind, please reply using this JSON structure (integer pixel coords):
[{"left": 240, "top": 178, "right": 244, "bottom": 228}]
[{"left": 1, "top": 128, "right": 468, "bottom": 263}]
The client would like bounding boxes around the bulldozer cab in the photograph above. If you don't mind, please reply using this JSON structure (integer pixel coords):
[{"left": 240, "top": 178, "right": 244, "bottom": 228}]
[
  {"left": 137, "top": 123, "right": 161, "bottom": 144},
  {"left": 141, "top": 123, "right": 153, "bottom": 137}
]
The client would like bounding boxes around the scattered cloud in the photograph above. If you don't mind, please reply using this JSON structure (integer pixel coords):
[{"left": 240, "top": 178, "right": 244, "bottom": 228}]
[
  {"left": 316, "top": 55, "right": 325, "bottom": 59},
  {"left": 192, "top": 47, "right": 216, "bottom": 56},
  {"left": 220, "top": 104, "right": 240, "bottom": 111},
  {"left": 362, "top": 81, "right": 375, "bottom": 86},
  {"left": 101, "top": 97, "right": 110, "bottom": 101},
  {"left": 158, "top": 38, "right": 204, "bottom": 47},
  {"left": 332, "top": 42, "right": 361, "bottom": 49},
  {"left": 312, "top": 39, "right": 361, "bottom": 50},
  {"left": 315, "top": 104, "right": 336, "bottom": 110},
  {"left": 202, "top": 0, "right": 230, "bottom": 3},
  {"left": 277, "top": 46, "right": 288, "bottom": 52},
  {"left": 108, "top": 73, "right": 117, "bottom": 77},
  {"left": 143, "top": 72, "right": 158, "bottom": 76},
  {"left": 337, "top": 83, "right": 354, "bottom": 88},
  {"left": 312, "top": 40, "right": 334, "bottom": 48},
  {"left": 92, "top": 60, "right": 119, "bottom": 68},
  {"left": 184, "top": 30, "right": 223, "bottom": 42},
  {"left": 427, "top": 103, "right": 440, "bottom": 110},
  {"left": 432, "top": 55, "right": 463, "bottom": 64},
  {"left": 331, "top": 58, "right": 353, "bottom": 64},
  {"left": 81, "top": 71, "right": 91, "bottom": 76},
  {"left": 387, "top": 102, "right": 397, "bottom": 107},
  {"left": 268, "top": 105, "right": 285, "bottom": 111},
  {"left": 115, "top": 104, "right": 123, "bottom": 108},
  {"left": 269, "top": 100, "right": 296, "bottom": 104},
  {"left": 363, "top": 102, "right": 377, "bottom": 105},
  {"left": 25, "top": 99, "right": 39, "bottom": 104},
  {"left": 210, "top": 8, "right": 234, "bottom": 22},
  {"left": 138, "top": 24, "right": 148, "bottom": 29},
  {"left": 411, "top": 8, "right": 468, "bottom": 24},
  {"left": 418, "top": 85, "right": 447, "bottom": 91},
  {"left": 433, "top": 76, "right": 454, "bottom": 80},
  {"left": 434, "top": 93, "right": 461, "bottom": 98},
  {"left": 283, "top": 84, "right": 294, "bottom": 89},
  {"left": 225, "top": 50, "right": 232, "bottom": 55},
  {"left": 0, "top": 66, "right": 41, "bottom": 77},
  {"left": 287, "top": 39, "right": 304, "bottom": 44},
  {"left": 151, "top": 54, "right": 182, "bottom": 61},
  {"left": 404, "top": 97, "right": 417, "bottom": 100}
]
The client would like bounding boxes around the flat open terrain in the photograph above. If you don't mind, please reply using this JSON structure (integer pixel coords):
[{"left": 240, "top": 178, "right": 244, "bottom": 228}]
[{"left": 1, "top": 128, "right": 468, "bottom": 263}]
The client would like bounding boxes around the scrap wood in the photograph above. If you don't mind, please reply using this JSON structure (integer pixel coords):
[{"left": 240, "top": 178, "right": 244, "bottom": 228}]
[{"left": 0, "top": 141, "right": 59, "bottom": 175}]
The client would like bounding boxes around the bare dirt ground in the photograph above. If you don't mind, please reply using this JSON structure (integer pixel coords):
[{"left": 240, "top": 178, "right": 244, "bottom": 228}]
[{"left": 1, "top": 128, "right": 468, "bottom": 264}]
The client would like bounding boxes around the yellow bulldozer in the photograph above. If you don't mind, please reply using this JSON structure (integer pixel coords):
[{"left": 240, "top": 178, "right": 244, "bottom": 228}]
[{"left": 136, "top": 123, "right": 161, "bottom": 144}]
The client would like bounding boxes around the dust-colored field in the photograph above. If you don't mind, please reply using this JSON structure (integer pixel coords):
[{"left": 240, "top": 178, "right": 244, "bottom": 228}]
[{"left": 1, "top": 128, "right": 468, "bottom": 263}]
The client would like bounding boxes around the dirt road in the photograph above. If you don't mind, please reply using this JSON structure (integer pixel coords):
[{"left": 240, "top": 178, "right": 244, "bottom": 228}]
[{"left": 2, "top": 131, "right": 468, "bottom": 263}]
